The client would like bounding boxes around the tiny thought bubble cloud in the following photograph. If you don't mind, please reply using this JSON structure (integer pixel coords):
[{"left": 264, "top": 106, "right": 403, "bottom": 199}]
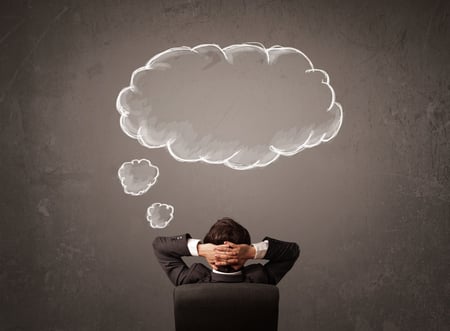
[
  {"left": 146, "top": 203, "right": 174, "bottom": 229},
  {"left": 117, "top": 43, "right": 343, "bottom": 170},
  {"left": 118, "top": 159, "right": 159, "bottom": 196}
]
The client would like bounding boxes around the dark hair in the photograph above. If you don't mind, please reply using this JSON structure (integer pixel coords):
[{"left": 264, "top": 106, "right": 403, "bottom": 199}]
[{"left": 203, "top": 217, "right": 251, "bottom": 245}]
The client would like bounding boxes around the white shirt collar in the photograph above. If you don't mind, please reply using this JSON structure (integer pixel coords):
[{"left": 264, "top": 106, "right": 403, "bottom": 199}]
[{"left": 212, "top": 269, "right": 242, "bottom": 275}]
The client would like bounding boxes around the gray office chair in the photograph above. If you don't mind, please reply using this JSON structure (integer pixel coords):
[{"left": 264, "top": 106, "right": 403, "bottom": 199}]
[{"left": 173, "top": 283, "right": 279, "bottom": 331}]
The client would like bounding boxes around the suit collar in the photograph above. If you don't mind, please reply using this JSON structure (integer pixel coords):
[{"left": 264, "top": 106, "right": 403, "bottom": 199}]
[{"left": 212, "top": 269, "right": 242, "bottom": 275}]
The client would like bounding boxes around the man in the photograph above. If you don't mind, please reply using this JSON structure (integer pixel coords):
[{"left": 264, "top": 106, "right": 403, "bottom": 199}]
[{"left": 153, "top": 217, "right": 300, "bottom": 285}]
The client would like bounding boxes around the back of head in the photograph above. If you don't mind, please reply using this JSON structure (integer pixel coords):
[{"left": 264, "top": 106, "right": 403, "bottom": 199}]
[{"left": 203, "top": 217, "right": 251, "bottom": 245}]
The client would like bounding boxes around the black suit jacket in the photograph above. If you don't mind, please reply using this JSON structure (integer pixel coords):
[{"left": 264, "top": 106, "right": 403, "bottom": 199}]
[{"left": 152, "top": 234, "right": 300, "bottom": 286}]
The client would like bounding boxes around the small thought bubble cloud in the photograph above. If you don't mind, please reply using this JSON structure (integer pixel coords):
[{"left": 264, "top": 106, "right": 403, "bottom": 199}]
[
  {"left": 117, "top": 43, "right": 343, "bottom": 170},
  {"left": 118, "top": 159, "right": 159, "bottom": 196},
  {"left": 146, "top": 203, "right": 174, "bottom": 229}
]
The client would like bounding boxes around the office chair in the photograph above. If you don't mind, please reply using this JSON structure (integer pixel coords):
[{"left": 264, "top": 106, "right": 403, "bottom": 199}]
[{"left": 173, "top": 283, "right": 279, "bottom": 331}]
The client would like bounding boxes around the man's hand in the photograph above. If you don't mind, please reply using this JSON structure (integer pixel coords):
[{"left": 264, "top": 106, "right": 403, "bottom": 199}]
[
  {"left": 197, "top": 243, "right": 219, "bottom": 270},
  {"left": 214, "top": 241, "right": 256, "bottom": 271}
]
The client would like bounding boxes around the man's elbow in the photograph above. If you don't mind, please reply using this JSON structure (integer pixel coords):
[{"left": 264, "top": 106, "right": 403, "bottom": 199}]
[
  {"left": 152, "top": 236, "right": 163, "bottom": 251},
  {"left": 292, "top": 242, "right": 300, "bottom": 261}
]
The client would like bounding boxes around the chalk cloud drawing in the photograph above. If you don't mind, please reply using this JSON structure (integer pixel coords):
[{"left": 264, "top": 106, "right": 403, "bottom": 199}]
[
  {"left": 118, "top": 159, "right": 159, "bottom": 196},
  {"left": 117, "top": 42, "right": 343, "bottom": 170},
  {"left": 147, "top": 202, "right": 174, "bottom": 228}
]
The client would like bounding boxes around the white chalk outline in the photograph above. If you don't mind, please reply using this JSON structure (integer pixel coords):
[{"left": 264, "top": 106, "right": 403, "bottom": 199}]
[
  {"left": 146, "top": 202, "right": 174, "bottom": 229},
  {"left": 116, "top": 43, "right": 343, "bottom": 170},
  {"left": 117, "top": 159, "right": 160, "bottom": 196}
]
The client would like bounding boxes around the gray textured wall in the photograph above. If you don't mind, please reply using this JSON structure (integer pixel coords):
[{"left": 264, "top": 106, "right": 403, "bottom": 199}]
[{"left": 1, "top": 0, "right": 449, "bottom": 330}]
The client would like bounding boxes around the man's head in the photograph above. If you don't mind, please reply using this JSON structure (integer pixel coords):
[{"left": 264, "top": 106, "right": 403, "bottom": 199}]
[
  {"left": 203, "top": 217, "right": 251, "bottom": 273},
  {"left": 203, "top": 217, "right": 251, "bottom": 246}
]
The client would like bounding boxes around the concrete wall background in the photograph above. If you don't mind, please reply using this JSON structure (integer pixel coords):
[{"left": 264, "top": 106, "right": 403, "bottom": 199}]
[{"left": 1, "top": 0, "right": 449, "bottom": 330}]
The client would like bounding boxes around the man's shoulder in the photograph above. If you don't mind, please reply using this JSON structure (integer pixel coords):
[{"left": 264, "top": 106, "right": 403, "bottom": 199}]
[
  {"left": 185, "top": 263, "right": 212, "bottom": 283},
  {"left": 190, "top": 262, "right": 211, "bottom": 272},
  {"left": 242, "top": 263, "right": 270, "bottom": 283},
  {"left": 243, "top": 263, "right": 264, "bottom": 271}
]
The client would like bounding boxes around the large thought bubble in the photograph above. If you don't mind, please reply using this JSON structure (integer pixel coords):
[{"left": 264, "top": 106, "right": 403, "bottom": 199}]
[{"left": 117, "top": 43, "right": 343, "bottom": 170}]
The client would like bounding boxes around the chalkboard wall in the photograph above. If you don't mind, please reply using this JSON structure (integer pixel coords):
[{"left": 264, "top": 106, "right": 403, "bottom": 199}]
[{"left": 1, "top": 0, "right": 449, "bottom": 330}]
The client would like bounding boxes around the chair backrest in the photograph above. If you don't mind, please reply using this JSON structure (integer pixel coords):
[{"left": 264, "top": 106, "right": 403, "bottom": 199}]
[{"left": 173, "top": 283, "right": 279, "bottom": 331}]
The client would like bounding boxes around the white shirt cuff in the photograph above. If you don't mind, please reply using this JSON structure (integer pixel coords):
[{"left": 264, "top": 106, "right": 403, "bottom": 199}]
[
  {"left": 187, "top": 238, "right": 201, "bottom": 256},
  {"left": 252, "top": 240, "right": 269, "bottom": 259}
]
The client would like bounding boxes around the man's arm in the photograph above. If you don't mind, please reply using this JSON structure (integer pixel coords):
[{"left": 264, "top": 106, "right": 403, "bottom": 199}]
[
  {"left": 215, "top": 238, "right": 300, "bottom": 284},
  {"left": 152, "top": 234, "right": 219, "bottom": 285},
  {"left": 152, "top": 234, "right": 196, "bottom": 285},
  {"left": 262, "top": 237, "right": 300, "bottom": 284}
]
